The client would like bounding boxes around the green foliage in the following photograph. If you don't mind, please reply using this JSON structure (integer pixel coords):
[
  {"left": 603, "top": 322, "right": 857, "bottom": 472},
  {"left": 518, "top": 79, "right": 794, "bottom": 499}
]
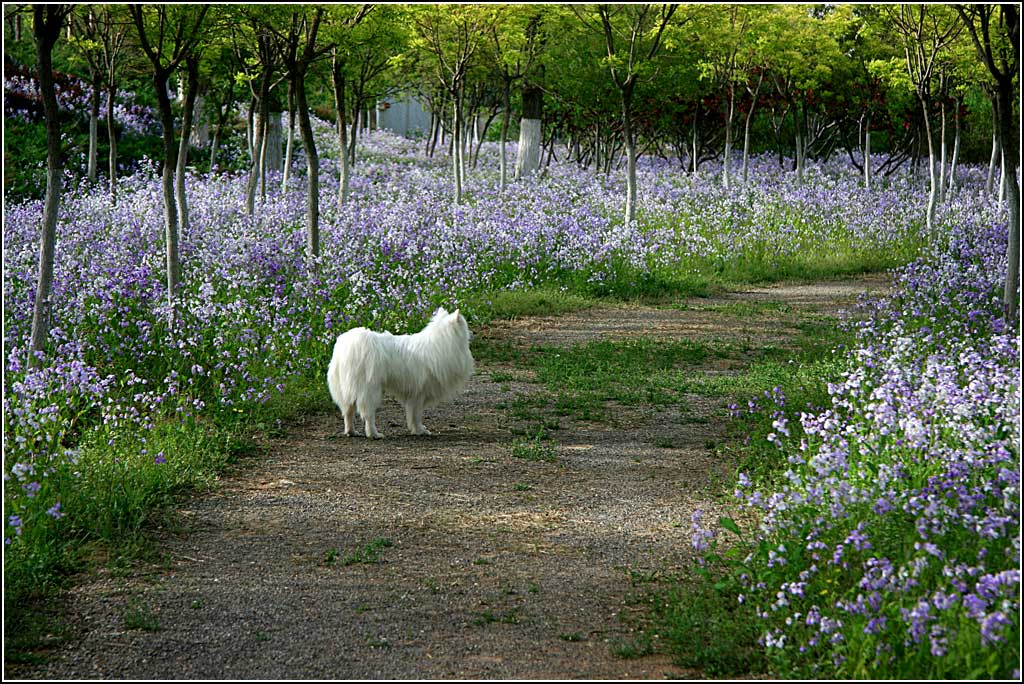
[
  {"left": 638, "top": 566, "right": 768, "bottom": 676},
  {"left": 340, "top": 538, "right": 394, "bottom": 566},
  {"left": 510, "top": 432, "right": 558, "bottom": 463}
]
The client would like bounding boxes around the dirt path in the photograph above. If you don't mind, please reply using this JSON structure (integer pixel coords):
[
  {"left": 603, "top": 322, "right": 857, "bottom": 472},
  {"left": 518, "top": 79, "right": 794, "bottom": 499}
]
[{"left": 10, "top": 275, "right": 888, "bottom": 680}]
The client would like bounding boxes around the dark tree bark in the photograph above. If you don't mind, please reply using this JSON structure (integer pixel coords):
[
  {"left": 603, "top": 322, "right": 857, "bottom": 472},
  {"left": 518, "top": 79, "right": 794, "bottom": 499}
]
[{"left": 29, "top": 4, "right": 73, "bottom": 364}]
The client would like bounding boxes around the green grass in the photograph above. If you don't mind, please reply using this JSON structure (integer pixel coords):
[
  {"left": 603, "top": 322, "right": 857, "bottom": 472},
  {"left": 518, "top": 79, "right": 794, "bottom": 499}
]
[
  {"left": 2, "top": 370, "right": 330, "bottom": 663},
  {"left": 340, "top": 538, "right": 394, "bottom": 566},
  {"left": 510, "top": 433, "right": 559, "bottom": 463},
  {"left": 473, "top": 609, "right": 521, "bottom": 626},
  {"left": 468, "top": 287, "right": 594, "bottom": 323},
  {"left": 123, "top": 597, "right": 161, "bottom": 632},
  {"left": 635, "top": 568, "right": 768, "bottom": 676}
]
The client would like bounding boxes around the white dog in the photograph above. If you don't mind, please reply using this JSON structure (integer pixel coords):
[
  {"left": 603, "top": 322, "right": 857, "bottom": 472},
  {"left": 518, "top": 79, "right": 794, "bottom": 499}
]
[{"left": 327, "top": 307, "right": 474, "bottom": 438}]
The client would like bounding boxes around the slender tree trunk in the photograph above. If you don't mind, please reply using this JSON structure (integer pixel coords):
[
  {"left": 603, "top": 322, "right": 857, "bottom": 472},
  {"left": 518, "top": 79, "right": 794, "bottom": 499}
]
[
  {"left": 175, "top": 57, "right": 199, "bottom": 237},
  {"left": 723, "top": 83, "right": 734, "bottom": 190},
  {"left": 499, "top": 79, "right": 511, "bottom": 190},
  {"left": 938, "top": 97, "right": 947, "bottom": 204},
  {"left": 986, "top": 107, "right": 999, "bottom": 194},
  {"left": 994, "top": 88, "right": 1020, "bottom": 322},
  {"left": 245, "top": 105, "right": 264, "bottom": 215},
  {"left": 106, "top": 82, "right": 118, "bottom": 199},
  {"left": 741, "top": 74, "right": 762, "bottom": 186},
  {"left": 209, "top": 127, "right": 220, "bottom": 171},
  {"left": 247, "top": 95, "right": 256, "bottom": 160},
  {"left": 920, "top": 96, "right": 938, "bottom": 235},
  {"left": 348, "top": 104, "right": 359, "bottom": 167},
  {"left": 864, "top": 122, "right": 872, "bottom": 190},
  {"left": 793, "top": 102, "right": 804, "bottom": 185},
  {"left": 155, "top": 68, "right": 182, "bottom": 312},
  {"left": 452, "top": 92, "right": 464, "bottom": 204},
  {"left": 294, "top": 69, "right": 320, "bottom": 264},
  {"left": 332, "top": 50, "right": 350, "bottom": 207},
  {"left": 692, "top": 106, "right": 700, "bottom": 173},
  {"left": 283, "top": 81, "right": 295, "bottom": 189},
  {"left": 87, "top": 75, "right": 101, "bottom": 183},
  {"left": 245, "top": 69, "right": 272, "bottom": 216},
  {"left": 947, "top": 99, "right": 961, "bottom": 193},
  {"left": 29, "top": 6, "right": 66, "bottom": 363},
  {"left": 620, "top": 85, "right": 637, "bottom": 226}
]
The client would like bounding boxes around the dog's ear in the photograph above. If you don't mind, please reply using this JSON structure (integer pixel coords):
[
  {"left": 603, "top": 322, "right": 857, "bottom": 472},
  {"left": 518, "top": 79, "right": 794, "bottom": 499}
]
[{"left": 435, "top": 306, "right": 448, "bottom": 318}]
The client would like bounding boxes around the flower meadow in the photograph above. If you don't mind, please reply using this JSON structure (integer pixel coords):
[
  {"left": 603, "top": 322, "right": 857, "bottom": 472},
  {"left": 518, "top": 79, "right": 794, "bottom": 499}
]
[
  {"left": 696, "top": 197, "right": 1020, "bottom": 676},
  {"left": 3, "top": 115, "right": 1019, "bottom": 676}
]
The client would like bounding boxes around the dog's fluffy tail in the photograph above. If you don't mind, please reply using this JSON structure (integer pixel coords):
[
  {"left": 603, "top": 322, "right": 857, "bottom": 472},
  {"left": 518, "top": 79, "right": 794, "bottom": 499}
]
[{"left": 327, "top": 328, "right": 387, "bottom": 412}]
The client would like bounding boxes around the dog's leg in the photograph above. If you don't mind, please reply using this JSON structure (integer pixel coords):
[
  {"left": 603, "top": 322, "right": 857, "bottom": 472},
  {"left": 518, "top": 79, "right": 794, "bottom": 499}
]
[
  {"left": 405, "top": 400, "right": 431, "bottom": 435},
  {"left": 342, "top": 403, "right": 356, "bottom": 437},
  {"left": 361, "top": 407, "right": 383, "bottom": 439}
]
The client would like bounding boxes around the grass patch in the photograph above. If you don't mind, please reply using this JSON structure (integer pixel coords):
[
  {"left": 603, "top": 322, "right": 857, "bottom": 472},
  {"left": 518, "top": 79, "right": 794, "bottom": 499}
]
[
  {"left": 123, "top": 597, "right": 161, "bottom": 632},
  {"left": 470, "top": 287, "right": 594, "bottom": 322},
  {"left": 2, "top": 369, "right": 333, "bottom": 659},
  {"left": 510, "top": 433, "right": 558, "bottom": 463},
  {"left": 473, "top": 609, "right": 520, "bottom": 626},
  {"left": 340, "top": 538, "right": 394, "bottom": 566},
  {"left": 638, "top": 569, "right": 767, "bottom": 676}
]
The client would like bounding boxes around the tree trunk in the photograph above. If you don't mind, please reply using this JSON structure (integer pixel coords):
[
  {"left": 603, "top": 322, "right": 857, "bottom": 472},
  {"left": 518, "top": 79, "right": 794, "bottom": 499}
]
[
  {"left": 87, "top": 74, "right": 101, "bottom": 183},
  {"left": 245, "top": 70, "right": 272, "bottom": 216},
  {"left": 620, "top": 84, "right": 637, "bottom": 226},
  {"left": 332, "top": 50, "right": 350, "bottom": 207},
  {"left": 692, "top": 106, "right": 700, "bottom": 173},
  {"left": 938, "top": 97, "right": 947, "bottom": 204},
  {"left": 515, "top": 84, "right": 543, "bottom": 180},
  {"left": 263, "top": 111, "right": 283, "bottom": 175},
  {"left": 106, "top": 82, "right": 118, "bottom": 199},
  {"left": 294, "top": 69, "right": 320, "bottom": 265},
  {"left": 29, "top": 6, "right": 66, "bottom": 363},
  {"left": 452, "top": 92, "right": 464, "bottom": 204},
  {"left": 175, "top": 57, "right": 199, "bottom": 237},
  {"left": 723, "top": 84, "right": 735, "bottom": 189},
  {"left": 947, "top": 99, "right": 961, "bottom": 193},
  {"left": 986, "top": 107, "right": 999, "bottom": 194},
  {"left": 994, "top": 87, "right": 1020, "bottom": 322},
  {"left": 794, "top": 102, "right": 804, "bottom": 185},
  {"left": 741, "top": 75, "right": 762, "bottom": 186},
  {"left": 155, "top": 68, "right": 182, "bottom": 312},
  {"left": 919, "top": 96, "right": 938, "bottom": 235},
  {"left": 864, "top": 123, "right": 872, "bottom": 190},
  {"left": 499, "top": 79, "right": 511, "bottom": 190},
  {"left": 283, "top": 81, "right": 295, "bottom": 189},
  {"left": 247, "top": 95, "right": 256, "bottom": 160}
]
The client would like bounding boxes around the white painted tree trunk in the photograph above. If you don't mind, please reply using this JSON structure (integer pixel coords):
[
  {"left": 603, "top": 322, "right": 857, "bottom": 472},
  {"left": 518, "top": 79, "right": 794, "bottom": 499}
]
[
  {"left": 262, "top": 112, "right": 283, "bottom": 174},
  {"left": 515, "top": 118, "right": 542, "bottom": 180},
  {"left": 938, "top": 102, "right": 947, "bottom": 204},
  {"left": 87, "top": 86, "right": 100, "bottom": 183},
  {"left": 106, "top": 84, "right": 118, "bottom": 199},
  {"left": 723, "top": 86, "right": 734, "bottom": 190},
  {"left": 499, "top": 107, "right": 510, "bottom": 190},
  {"left": 986, "top": 131, "right": 999, "bottom": 195},
  {"left": 1000, "top": 152, "right": 1007, "bottom": 203},
  {"left": 864, "top": 127, "right": 872, "bottom": 190},
  {"left": 191, "top": 94, "right": 209, "bottom": 148},
  {"left": 947, "top": 106, "right": 960, "bottom": 194},
  {"left": 283, "top": 110, "right": 295, "bottom": 189}
]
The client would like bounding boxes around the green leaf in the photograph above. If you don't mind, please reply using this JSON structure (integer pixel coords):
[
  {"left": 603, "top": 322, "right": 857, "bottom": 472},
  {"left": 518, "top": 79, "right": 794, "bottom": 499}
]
[{"left": 719, "top": 516, "right": 742, "bottom": 536}]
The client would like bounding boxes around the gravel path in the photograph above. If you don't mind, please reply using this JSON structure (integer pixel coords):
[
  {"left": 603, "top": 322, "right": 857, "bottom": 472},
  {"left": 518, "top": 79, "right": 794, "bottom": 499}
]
[{"left": 8, "top": 275, "right": 888, "bottom": 680}]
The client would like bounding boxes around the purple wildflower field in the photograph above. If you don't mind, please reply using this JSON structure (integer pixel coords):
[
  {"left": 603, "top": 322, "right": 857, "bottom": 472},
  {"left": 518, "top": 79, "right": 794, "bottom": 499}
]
[
  {"left": 703, "top": 203, "right": 1019, "bottom": 674},
  {"left": 3, "top": 114, "right": 1020, "bottom": 675},
  {"left": 4, "top": 69, "right": 160, "bottom": 135}
]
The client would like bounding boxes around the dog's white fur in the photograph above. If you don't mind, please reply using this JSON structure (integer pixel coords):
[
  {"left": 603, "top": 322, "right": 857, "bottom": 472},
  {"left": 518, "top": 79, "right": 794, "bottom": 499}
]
[{"left": 326, "top": 307, "right": 474, "bottom": 438}]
